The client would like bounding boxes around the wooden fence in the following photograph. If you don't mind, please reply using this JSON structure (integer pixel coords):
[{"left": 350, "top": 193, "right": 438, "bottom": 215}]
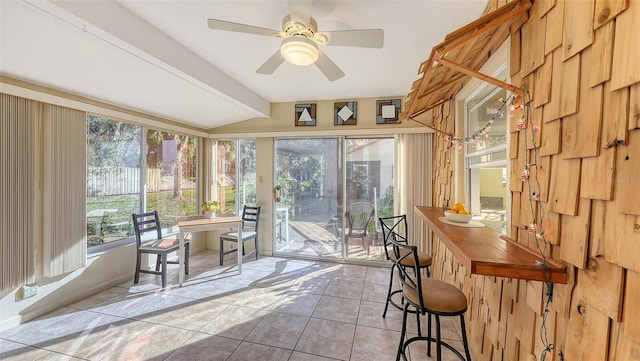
[{"left": 87, "top": 167, "right": 161, "bottom": 196}]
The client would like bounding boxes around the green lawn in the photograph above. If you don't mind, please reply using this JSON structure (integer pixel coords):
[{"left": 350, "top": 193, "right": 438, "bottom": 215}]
[{"left": 87, "top": 189, "right": 197, "bottom": 246}]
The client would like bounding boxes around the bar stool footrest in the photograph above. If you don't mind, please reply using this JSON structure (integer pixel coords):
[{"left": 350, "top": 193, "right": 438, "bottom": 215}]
[
  {"left": 401, "top": 335, "right": 468, "bottom": 361},
  {"left": 388, "top": 289, "right": 404, "bottom": 312},
  {"left": 385, "top": 290, "right": 421, "bottom": 316}
]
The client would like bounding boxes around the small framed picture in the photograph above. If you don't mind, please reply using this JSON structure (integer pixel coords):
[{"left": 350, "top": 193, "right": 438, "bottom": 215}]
[
  {"left": 376, "top": 99, "right": 401, "bottom": 124},
  {"left": 295, "top": 103, "right": 316, "bottom": 126},
  {"left": 334, "top": 101, "right": 357, "bottom": 125}
]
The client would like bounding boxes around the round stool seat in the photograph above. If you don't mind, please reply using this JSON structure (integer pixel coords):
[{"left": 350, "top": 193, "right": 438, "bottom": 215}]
[
  {"left": 403, "top": 278, "right": 467, "bottom": 315},
  {"left": 390, "top": 248, "right": 433, "bottom": 268}
]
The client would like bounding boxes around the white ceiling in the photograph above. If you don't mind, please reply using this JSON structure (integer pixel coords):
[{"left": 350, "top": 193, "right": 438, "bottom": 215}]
[{"left": 0, "top": 0, "right": 488, "bottom": 129}]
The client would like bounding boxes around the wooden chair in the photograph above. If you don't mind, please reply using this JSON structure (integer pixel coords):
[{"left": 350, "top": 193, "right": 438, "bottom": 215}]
[
  {"left": 390, "top": 236, "right": 471, "bottom": 361},
  {"left": 220, "top": 205, "right": 261, "bottom": 265},
  {"left": 379, "top": 215, "right": 432, "bottom": 318},
  {"left": 132, "top": 210, "right": 189, "bottom": 288}
]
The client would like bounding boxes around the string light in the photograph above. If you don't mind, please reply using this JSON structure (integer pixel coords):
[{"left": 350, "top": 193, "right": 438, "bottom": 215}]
[
  {"left": 519, "top": 89, "right": 555, "bottom": 361},
  {"left": 445, "top": 93, "right": 517, "bottom": 148},
  {"left": 407, "top": 92, "right": 530, "bottom": 148}
]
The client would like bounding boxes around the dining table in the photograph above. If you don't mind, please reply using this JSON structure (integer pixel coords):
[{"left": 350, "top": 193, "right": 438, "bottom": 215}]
[{"left": 177, "top": 215, "right": 244, "bottom": 286}]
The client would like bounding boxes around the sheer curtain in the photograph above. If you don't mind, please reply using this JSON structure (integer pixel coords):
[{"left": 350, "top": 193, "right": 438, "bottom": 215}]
[{"left": 397, "top": 133, "right": 433, "bottom": 254}]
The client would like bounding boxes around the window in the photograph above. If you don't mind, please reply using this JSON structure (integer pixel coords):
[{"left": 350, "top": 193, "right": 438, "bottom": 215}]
[
  {"left": 145, "top": 130, "right": 198, "bottom": 226},
  {"left": 213, "top": 139, "right": 256, "bottom": 214},
  {"left": 87, "top": 116, "right": 142, "bottom": 247},
  {"left": 464, "top": 67, "right": 509, "bottom": 234},
  {"left": 86, "top": 115, "right": 198, "bottom": 250}
]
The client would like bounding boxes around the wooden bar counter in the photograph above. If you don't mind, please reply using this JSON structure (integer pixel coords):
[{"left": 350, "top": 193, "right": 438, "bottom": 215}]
[{"left": 416, "top": 206, "right": 567, "bottom": 284}]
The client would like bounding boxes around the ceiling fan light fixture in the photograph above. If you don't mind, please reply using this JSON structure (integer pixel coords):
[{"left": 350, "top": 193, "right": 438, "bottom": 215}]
[{"left": 281, "top": 36, "right": 319, "bottom": 66}]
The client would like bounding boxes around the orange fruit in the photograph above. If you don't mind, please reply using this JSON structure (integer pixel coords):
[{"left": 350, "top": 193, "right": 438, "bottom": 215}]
[
  {"left": 446, "top": 209, "right": 458, "bottom": 214},
  {"left": 459, "top": 209, "right": 470, "bottom": 215},
  {"left": 452, "top": 203, "right": 465, "bottom": 212}
]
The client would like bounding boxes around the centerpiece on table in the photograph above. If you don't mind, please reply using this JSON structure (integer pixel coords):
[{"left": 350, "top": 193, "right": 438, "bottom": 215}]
[
  {"left": 201, "top": 200, "right": 220, "bottom": 219},
  {"left": 444, "top": 202, "right": 472, "bottom": 223}
]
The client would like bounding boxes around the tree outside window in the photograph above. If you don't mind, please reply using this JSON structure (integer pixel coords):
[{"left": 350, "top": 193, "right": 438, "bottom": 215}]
[{"left": 86, "top": 115, "right": 198, "bottom": 249}]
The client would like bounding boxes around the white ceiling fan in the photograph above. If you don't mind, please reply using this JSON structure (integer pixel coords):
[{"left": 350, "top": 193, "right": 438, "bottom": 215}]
[{"left": 207, "top": 0, "right": 384, "bottom": 82}]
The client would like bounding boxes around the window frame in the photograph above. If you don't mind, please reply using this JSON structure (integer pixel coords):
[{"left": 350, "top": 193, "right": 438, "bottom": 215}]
[
  {"left": 86, "top": 115, "right": 200, "bottom": 254},
  {"left": 464, "top": 81, "right": 509, "bottom": 234},
  {"left": 454, "top": 41, "right": 511, "bottom": 236},
  {"left": 212, "top": 138, "right": 257, "bottom": 216}
]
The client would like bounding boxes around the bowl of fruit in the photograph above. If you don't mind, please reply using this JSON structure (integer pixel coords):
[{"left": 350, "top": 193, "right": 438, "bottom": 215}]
[{"left": 444, "top": 203, "right": 472, "bottom": 223}]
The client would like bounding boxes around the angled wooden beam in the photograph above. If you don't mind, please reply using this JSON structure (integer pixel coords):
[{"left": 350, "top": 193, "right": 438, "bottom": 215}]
[
  {"left": 421, "top": 39, "right": 478, "bottom": 110},
  {"left": 405, "top": 95, "right": 451, "bottom": 120},
  {"left": 440, "top": 37, "right": 479, "bottom": 84},
  {"left": 467, "top": 22, "right": 512, "bottom": 71},
  {"left": 420, "top": 73, "right": 468, "bottom": 100},
  {"left": 405, "top": 50, "right": 442, "bottom": 118},
  {"left": 434, "top": 22, "right": 513, "bottom": 104},
  {"left": 424, "top": 20, "right": 510, "bottom": 111},
  {"left": 420, "top": 96, "right": 452, "bottom": 116},
  {"left": 437, "top": 57, "right": 524, "bottom": 96}
]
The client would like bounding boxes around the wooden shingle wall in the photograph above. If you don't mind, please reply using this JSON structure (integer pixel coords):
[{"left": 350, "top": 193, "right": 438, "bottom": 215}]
[
  {"left": 430, "top": 101, "right": 456, "bottom": 209},
  {"left": 429, "top": 0, "right": 640, "bottom": 359}
]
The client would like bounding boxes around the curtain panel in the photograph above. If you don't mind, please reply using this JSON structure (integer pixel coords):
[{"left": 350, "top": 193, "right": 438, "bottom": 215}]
[
  {"left": 43, "top": 104, "right": 87, "bottom": 277},
  {"left": 398, "top": 133, "right": 433, "bottom": 255},
  {"left": 1, "top": 94, "right": 38, "bottom": 291}
]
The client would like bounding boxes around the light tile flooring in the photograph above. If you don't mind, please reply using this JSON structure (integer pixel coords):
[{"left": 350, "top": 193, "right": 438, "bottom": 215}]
[{"left": 1, "top": 251, "right": 473, "bottom": 361}]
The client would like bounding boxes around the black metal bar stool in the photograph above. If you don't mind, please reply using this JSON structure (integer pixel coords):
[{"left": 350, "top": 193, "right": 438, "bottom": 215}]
[
  {"left": 379, "top": 215, "right": 432, "bottom": 318},
  {"left": 390, "top": 237, "right": 471, "bottom": 361}
]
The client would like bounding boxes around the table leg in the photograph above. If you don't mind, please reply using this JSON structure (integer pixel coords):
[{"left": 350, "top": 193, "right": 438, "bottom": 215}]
[
  {"left": 285, "top": 210, "right": 290, "bottom": 243},
  {"left": 237, "top": 223, "right": 243, "bottom": 273},
  {"left": 178, "top": 230, "right": 184, "bottom": 287}
]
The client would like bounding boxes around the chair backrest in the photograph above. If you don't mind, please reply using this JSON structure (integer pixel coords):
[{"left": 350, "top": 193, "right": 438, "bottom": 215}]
[
  {"left": 346, "top": 202, "right": 375, "bottom": 235},
  {"left": 389, "top": 235, "right": 425, "bottom": 311},
  {"left": 241, "top": 205, "right": 261, "bottom": 232},
  {"left": 379, "top": 215, "right": 408, "bottom": 261},
  {"left": 132, "top": 210, "right": 162, "bottom": 248}
]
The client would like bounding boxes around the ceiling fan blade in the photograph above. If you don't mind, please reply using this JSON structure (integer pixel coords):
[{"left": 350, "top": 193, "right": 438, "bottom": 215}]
[
  {"left": 287, "top": 0, "right": 313, "bottom": 26},
  {"left": 315, "top": 51, "right": 345, "bottom": 82},
  {"left": 256, "top": 50, "right": 286, "bottom": 75},
  {"left": 207, "top": 19, "right": 281, "bottom": 37},
  {"left": 323, "top": 29, "right": 384, "bottom": 48}
]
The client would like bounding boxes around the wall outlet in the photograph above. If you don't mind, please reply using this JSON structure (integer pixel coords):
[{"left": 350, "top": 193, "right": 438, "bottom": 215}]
[{"left": 21, "top": 284, "right": 38, "bottom": 299}]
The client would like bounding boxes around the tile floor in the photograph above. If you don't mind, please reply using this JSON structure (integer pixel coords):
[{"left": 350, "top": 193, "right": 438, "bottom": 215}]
[{"left": 0, "top": 251, "right": 473, "bottom": 361}]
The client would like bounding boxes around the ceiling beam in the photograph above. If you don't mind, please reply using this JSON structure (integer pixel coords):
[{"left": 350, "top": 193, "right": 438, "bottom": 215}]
[{"left": 49, "top": 0, "right": 271, "bottom": 118}]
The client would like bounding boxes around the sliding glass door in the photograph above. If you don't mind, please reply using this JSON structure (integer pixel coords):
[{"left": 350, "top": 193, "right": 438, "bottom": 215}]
[
  {"left": 274, "top": 137, "right": 395, "bottom": 263},
  {"left": 345, "top": 138, "right": 395, "bottom": 261},
  {"left": 274, "top": 138, "right": 342, "bottom": 259}
]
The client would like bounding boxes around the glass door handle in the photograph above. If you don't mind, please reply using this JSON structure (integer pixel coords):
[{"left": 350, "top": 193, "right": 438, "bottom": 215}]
[{"left": 273, "top": 185, "right": 281, "bottom": 203}]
